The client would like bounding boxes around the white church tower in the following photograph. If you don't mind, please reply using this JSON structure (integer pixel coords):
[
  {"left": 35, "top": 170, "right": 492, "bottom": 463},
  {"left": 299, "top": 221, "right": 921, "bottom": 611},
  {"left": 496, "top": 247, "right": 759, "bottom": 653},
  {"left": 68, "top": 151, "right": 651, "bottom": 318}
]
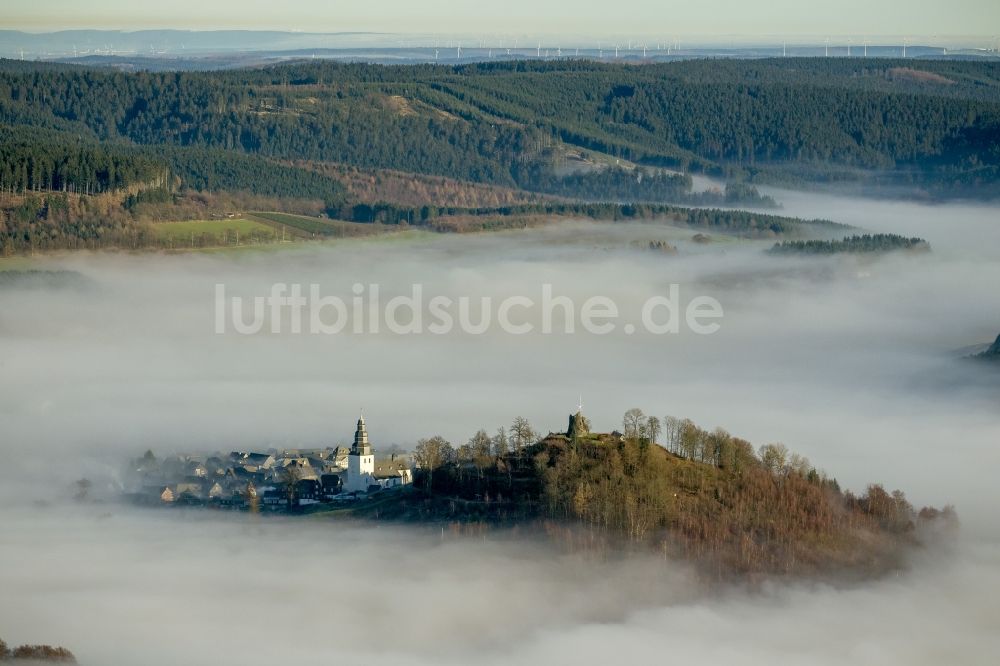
[{"left": 345, "top": 414, "right": 375, "bottom": 493}]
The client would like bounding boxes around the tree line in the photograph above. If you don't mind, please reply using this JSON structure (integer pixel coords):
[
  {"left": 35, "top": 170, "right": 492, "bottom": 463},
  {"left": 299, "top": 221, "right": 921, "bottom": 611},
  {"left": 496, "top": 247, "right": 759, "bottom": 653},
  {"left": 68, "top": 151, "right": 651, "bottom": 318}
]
[
  {"left": 0, "top": 638, "right": 75, "bottom": 663},
  {"left": 517, "top": 163, "right": 778, "bottom": 207},
  {"left": 0, "top": 192, "right": 839, "bottom": 254},
  {"left": 769, "top": 233, "right": 930, "bottom": 255},
  {"left": 332, "top": 200, "right": 838, "bottom": 235}
]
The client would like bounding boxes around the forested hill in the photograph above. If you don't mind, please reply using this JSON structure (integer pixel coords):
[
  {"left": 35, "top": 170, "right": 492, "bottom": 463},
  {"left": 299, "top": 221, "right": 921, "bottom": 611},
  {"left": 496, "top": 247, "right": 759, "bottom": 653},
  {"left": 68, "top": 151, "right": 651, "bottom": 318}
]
[
  {"left": 361, "top": 411, "right": 956, "bottom": 579},
  {"left": 977, "top": 333, "right": 1000, "bottom": 360},
  {"left": 2, "top": 57, "right": 1000, "bottom": 199},
  {"left": 2, "top": 58, "right": 999, "bottom": 253}
]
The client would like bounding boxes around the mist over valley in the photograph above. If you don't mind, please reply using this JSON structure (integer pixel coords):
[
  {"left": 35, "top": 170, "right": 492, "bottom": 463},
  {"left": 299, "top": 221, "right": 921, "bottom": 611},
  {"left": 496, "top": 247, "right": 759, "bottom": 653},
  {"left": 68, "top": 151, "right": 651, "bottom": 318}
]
[{"left": 2, "top": 22, "right": 1000, "bottom": 663}]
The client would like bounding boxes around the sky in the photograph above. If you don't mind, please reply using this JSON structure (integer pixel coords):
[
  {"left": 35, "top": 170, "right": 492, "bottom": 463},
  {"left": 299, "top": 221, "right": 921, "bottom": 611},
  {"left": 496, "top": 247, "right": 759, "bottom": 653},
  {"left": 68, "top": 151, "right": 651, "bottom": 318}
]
[{"left": 3, "top": 0, "right": 999, "bottom": 38}]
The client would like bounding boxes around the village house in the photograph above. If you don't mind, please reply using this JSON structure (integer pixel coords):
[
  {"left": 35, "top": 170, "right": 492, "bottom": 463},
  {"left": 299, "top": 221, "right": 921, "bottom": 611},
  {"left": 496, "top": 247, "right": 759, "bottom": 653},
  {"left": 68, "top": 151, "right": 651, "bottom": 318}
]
[
  {"left": 276, "top": 457, "right": 319, "bottom": 480},
  {"left": 207, "top": 482, "right": 225, "bottom": 501},
  {"left": 372, "top": 457, "right": 413, "bottom": 489},
  {"left": 229, "top": 452, "right": 275, "bottom": 472},
  {"left": 296, "top": 478, "right": 322, "bottom": 505},
  {"left": 331, "top": 446, "right": 351, "bottom": 469},
  {"left": 321, "top": 473, "right": 342, "bottom": 499}
]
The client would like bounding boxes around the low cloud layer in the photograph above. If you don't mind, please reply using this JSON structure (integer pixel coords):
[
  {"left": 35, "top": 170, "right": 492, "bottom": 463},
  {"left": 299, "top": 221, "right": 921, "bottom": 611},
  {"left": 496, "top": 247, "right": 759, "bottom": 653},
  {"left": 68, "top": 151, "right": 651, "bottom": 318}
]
[
  {"left": 0, "top": 505, "right": 997, "bottom": 665},
  {"left": 1, "top": 191, "right": 999, "bottom": 662}
]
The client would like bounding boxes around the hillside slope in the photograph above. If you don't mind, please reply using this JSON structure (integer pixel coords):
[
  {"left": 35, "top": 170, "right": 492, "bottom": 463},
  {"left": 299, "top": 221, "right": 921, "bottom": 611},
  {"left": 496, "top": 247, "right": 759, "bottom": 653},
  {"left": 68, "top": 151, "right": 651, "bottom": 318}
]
[
  {"left": 2, "top": 58, "right": 999, "bottom": 196},
  {"left": 362, "top": 413, "right": 955, "bottom": 579}
]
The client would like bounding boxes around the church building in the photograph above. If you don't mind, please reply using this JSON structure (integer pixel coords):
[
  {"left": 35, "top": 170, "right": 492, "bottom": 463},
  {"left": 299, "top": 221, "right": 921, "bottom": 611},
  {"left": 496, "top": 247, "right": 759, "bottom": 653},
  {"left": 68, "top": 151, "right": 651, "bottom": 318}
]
[{"left": 344, "top": 414, "right": 376, "bottom": 493}]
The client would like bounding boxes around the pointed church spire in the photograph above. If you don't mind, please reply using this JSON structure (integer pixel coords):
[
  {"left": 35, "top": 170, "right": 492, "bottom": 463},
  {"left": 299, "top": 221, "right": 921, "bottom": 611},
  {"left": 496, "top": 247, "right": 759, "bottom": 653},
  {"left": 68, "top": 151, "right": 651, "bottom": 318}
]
[{"left": 352, "top": 412, "right": 371, "bottom": 455}]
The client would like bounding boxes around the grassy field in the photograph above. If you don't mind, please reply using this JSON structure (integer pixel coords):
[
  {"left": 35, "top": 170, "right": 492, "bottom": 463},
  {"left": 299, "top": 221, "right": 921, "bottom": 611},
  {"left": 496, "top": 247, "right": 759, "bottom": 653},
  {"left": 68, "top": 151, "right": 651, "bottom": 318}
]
[
  {"left": 148, "top": 218, "right": 278, "bottom": 246},
  {"left": 140, "top": 213, "right": 415, "bottom": 254},
  {"left": 0, "top": 256, "right": 40, "bottom": 269},
  {"left": 248, "top": 211, "right": 389, "bottom": 238}
]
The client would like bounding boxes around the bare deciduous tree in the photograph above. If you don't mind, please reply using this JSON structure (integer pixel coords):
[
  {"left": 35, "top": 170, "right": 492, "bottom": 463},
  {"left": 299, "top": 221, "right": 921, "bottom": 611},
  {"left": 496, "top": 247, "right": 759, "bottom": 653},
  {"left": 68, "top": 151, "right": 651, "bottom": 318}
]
[
  {"left": 414, "top": 435, "right": 454, "bottom": 494},
  {"left": 283, "top": 463, "right": 305, "bottom": 508},
  {"left": 663, "top": 415, "right": 682, "bottom": 454},
  {"left": 645, "top": 416, "right": 661, "bottom": 445},
  {"left": 622, "top": 408, "right": 645, "bottom": 440},
  {"left": 759, "top": 443, "right": 789, "bottom": 473},
  {"left": 492, "top": 427, "right": 508, "bottom": 458},
  {"left": 468, "top": 429, "right": 493, "bottom": 480},
  {"left": 510, "top": 416, "right": 535, "bottom": 453}
]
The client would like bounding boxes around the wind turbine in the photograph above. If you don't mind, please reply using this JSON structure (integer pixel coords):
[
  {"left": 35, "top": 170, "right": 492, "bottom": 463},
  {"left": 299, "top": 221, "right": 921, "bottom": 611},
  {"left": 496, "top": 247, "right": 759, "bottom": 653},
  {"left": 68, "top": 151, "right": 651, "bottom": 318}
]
[
  {"left": 864, "top": 38, "right": 868, "bottom": 57},
  {"left": 902, "top": 37, "right": 907, "bottom": 58},
  {"left": 847, "top": 38, "right": 852, "bottom": 56},
  {"left": 825, "top": 37, "right": 830, "bottom": 57},
  {"left": 782, "top": 42, "right": 786, "bottom": 57}
]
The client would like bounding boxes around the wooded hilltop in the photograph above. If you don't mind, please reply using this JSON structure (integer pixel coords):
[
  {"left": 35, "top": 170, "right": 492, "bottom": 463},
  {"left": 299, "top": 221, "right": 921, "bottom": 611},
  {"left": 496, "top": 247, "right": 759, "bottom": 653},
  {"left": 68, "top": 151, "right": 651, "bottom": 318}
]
[{"left": 350, "top": 409, "right": 956, "bottom": 580}]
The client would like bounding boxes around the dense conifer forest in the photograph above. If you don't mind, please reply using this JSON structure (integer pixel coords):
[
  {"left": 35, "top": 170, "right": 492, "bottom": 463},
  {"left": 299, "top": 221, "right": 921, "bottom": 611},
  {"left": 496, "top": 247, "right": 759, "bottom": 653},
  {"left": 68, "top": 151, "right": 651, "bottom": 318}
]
[
  {"left": 2, "top": 57, "right": 998, "bottom": 252},
  {"left": 769, "top": 233, "right": 930, "bottom": 254}
]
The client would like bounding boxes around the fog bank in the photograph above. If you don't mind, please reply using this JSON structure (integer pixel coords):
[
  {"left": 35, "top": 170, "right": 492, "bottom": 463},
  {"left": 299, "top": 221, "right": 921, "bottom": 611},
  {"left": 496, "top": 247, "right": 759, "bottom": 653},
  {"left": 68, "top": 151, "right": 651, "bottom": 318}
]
[
  {"left": 0, "top": 505, "right": 996, "bottom": 665},
  {"left": 1, "top": 192, "right": 999, "bottom": 663},
  {"left": 2, "top": 201, "right": 998, "bottom": 531}
]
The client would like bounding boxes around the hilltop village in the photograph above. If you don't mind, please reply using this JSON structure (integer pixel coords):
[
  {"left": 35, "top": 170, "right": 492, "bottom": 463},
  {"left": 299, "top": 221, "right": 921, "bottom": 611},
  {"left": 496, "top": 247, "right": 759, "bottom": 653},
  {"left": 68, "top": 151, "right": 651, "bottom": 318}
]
[
  {"left": 125, "top": 415, "right": 411, "bottom": 510},
  {"left": 116, "top": 405, "right": 958, "bottom": 577}
]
